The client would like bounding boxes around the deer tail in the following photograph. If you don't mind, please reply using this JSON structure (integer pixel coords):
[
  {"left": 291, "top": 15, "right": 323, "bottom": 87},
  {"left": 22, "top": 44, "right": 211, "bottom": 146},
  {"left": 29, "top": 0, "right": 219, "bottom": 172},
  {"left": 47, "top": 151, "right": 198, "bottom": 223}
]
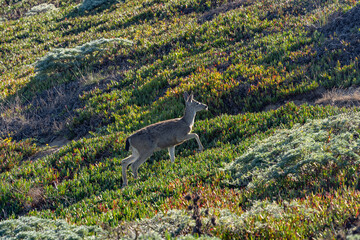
[{"left": 125, "top": 138, "right": 130, "bottom": 151}]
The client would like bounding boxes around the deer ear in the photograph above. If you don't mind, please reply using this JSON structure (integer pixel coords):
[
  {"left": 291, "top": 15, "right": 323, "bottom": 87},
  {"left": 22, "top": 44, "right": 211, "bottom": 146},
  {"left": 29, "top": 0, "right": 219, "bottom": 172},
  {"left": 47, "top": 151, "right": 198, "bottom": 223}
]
[
  {"left": 189, "top": 92, "right": 194, "bottom": 101},
  {"left": 184, "top": 91, "right": 189, "bottom": 102}
]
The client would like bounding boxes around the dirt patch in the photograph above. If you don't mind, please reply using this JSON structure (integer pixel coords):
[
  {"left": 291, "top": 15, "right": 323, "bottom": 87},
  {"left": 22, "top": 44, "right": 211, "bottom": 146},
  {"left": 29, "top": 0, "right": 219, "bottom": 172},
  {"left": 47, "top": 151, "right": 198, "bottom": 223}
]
[
  {"left": 0, "top": 81, "right": 81, "bottom": 143},
  {"left": 29, "top": 147, "right": 60, "bottom": 161},
  {"left": 263, "top": 87, "right": 325, "bottom": 111},
  {"left": 263, "top": 86, "right": 360, "bottom": 111},
  {"left": 48, "top": 135, "right": 70, "bottom": 147},
  {"left": 28, "top": 136, "right": 70, "bottom": 161}
]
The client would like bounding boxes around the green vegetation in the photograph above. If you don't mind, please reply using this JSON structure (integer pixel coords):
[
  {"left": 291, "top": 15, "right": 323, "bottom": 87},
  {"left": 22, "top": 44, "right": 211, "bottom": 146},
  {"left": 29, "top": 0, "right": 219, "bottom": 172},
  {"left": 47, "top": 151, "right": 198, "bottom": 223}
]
[
  {"left": 0, "top": 137, "right": 38, "bottom": 173},
  {"left": 1, "top": 0, "right": 360, "bottom": 238}
]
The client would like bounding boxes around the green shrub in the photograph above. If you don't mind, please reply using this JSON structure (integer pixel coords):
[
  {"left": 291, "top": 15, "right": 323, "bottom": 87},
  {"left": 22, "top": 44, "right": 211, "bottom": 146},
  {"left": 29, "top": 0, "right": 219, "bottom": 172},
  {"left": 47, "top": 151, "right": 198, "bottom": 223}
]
[{"left": 0, "top": 137, "right": 38, "bottom": 173}]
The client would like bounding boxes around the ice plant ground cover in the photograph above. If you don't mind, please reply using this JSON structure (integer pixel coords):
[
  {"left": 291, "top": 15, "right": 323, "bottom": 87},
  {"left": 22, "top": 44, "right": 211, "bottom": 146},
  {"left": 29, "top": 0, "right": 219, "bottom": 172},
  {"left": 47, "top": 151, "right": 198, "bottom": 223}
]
[{"left": 1, "top": 0, "right": 360, "bottom": 238}]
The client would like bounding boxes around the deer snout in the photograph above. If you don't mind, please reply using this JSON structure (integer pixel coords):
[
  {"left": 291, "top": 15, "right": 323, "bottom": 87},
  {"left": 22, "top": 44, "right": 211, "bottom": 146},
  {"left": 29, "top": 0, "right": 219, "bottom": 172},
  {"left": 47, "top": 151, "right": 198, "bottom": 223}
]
[{"left": 204, "top": 105, "right": 208, "bottom": 111}]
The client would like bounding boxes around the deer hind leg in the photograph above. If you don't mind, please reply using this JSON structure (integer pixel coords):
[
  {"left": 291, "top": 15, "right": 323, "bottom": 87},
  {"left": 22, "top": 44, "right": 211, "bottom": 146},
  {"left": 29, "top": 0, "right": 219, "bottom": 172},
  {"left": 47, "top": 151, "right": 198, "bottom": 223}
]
[
  {"left": 121, "top": 148, "right": 139, "bottom": 187},
  {"left": 168, "top": 146, "right": 175, "bottom": 163},
  {"left": 131, "top": 148, "right": 154, "bottom": 180}
]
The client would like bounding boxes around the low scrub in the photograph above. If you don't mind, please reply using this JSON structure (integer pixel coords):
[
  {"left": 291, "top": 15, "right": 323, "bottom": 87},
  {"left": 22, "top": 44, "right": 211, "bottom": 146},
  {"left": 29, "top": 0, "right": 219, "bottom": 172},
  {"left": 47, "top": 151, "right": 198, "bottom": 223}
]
[
  {"left": 34, "top": 38, "right": 132, "bottom": 82},
  {"left": 225, "top": 111, "right": 360, "bottom": 192},
  {"left": 25, "top": 3, "right": 58, "bottom": 17},
  {"left": 79, "top": 0, "right": 118, "bottom": 12},
  {"left": 0, "top": 216, "right": 102, "bottom": 239},
  {"left": 103, "top": 209, "right": 219, "bottom": 239}
]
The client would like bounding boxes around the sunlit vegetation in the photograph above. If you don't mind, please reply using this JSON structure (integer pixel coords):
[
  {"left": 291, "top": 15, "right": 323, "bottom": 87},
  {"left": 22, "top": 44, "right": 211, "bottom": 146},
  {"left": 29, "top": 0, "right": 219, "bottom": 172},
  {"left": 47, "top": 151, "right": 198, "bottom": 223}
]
[{"left": 1, "top": 0, "right": 360, "bottom": 238}]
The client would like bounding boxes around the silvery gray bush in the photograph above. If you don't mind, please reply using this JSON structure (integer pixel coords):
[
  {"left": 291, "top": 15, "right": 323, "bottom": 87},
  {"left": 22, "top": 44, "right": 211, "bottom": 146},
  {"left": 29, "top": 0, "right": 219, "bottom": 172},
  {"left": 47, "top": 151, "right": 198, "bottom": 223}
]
[
  {"left": 105, "top": 209, "right": 220, "bottom": 239},
  {"left": 79, "top": 0, "right": 117, "bottom": 11},
  {"left": 225, "top": 111, "right": 360, "bottom": 188},
  {"left": 25, "top": 3, "right": 58, "bottom": 17},
  {"left": 0, "top": 204, "right": 320, "bottom": 239},
  {"left": 0, "top": 216, "right": 102, "bottom": 239},
  {"left": 215, "top": 200, "right": 318, "bottom": 235},
  {"left": 34, "top": 38, "right": 132, "bottom": 78},
  {"left": 0, "top": 213, "right": 219, "bottom": 240}
]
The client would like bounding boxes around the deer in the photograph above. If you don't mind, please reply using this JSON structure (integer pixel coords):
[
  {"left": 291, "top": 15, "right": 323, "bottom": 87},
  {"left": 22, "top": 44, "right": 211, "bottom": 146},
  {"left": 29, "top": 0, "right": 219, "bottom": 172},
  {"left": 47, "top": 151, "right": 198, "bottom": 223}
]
[{"left": 121, "top": 92, "right": 208, "bottom": 187}]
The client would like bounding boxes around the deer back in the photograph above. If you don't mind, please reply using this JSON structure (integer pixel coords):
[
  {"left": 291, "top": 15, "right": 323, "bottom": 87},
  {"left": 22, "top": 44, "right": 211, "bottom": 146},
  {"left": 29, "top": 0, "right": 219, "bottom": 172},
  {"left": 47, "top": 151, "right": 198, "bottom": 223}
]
[{"left": 128, "top": 118, "right": 191, "bottom": 151}]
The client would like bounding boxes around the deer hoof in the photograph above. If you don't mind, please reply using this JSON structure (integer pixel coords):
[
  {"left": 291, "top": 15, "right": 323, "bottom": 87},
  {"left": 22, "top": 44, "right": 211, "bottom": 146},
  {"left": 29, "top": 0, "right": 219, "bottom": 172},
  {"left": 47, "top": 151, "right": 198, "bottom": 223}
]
[{"left": 130, "top": 172, "right": 138, "bottom": 179}]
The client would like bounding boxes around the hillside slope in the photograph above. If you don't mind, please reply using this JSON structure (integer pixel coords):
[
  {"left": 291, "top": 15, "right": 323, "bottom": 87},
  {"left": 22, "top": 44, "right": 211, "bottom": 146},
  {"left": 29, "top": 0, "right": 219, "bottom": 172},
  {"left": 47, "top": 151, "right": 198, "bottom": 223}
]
[{"left": 1, "top": 0, "right": 360, "bottom": 239}]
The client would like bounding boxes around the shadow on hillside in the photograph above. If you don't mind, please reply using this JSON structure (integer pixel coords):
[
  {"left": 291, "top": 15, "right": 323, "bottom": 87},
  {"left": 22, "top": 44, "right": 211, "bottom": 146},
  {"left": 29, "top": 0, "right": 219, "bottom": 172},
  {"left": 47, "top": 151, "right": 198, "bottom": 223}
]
[
  {"left": 198, "top": 0, "right": 253, "bottom": 24},
  {"left": 1, "top": 30, "right": 135, "bottom": 142},
  {"left": 62, "top": 0, "right": 121, "bottom": 20},
  {"left": 50, "top": 1, "right": 120, "bottom": 37},
  {"left": 315, "top": 4, "right": 360, "bottom": 65},
  {"left": 225, "top": 81, "right": 360, "bottom": 114},
  {"left": 337, "top": 214, "right": 360, "bottom": 240},
  {"left": 262, "top": 0, "right": 329, "bottom": 21},
  {"left": 0, "top": 73, "right": 120, "bottom": 143},
  {"left": 96, "top": 0, "right": 253, "bottom": 31},
  {"left": 50, "top": 20, "right": 105, "bottom": 39}
]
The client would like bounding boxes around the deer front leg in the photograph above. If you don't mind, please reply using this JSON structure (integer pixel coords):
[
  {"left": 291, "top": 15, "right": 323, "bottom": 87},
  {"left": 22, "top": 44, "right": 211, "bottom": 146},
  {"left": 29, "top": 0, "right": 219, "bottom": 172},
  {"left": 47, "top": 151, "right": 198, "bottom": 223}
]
[
  {"left": 168, "top": 146, "right": 175, "bottom": 163},
  {"left": 178, "top": 133, "right": 204, "bottom": 152}
]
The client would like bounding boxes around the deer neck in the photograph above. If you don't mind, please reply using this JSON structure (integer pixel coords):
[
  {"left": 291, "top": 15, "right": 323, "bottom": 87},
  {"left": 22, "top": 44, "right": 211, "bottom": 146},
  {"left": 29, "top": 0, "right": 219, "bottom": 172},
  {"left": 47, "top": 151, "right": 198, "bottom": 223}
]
[{"left": 182, "top": 107, "right": 196, "bottom": 128}]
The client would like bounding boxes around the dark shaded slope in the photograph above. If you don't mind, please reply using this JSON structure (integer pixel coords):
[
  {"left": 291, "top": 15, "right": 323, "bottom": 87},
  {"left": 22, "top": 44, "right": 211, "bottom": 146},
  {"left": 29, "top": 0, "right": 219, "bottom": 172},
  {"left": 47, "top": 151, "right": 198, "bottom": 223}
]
[{"left": 317, "top": 5, "right": 360, "bottom": 65}]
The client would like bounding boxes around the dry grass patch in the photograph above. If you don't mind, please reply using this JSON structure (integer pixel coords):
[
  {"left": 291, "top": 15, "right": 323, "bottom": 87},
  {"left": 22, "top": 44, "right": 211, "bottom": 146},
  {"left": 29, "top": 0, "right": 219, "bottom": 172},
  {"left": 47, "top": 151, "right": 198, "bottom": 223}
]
[
  {"left": 316, "top": 88, "right": 360, "bottom": 107},
  {"left": 0, "top": 84, "right": 78, "bottom": 142},
  {"left": 25, "top": 187, "right": 46, "bottom": 210},
  {"left": 0, "top": 69, "right": 116, "bottom": 143}
]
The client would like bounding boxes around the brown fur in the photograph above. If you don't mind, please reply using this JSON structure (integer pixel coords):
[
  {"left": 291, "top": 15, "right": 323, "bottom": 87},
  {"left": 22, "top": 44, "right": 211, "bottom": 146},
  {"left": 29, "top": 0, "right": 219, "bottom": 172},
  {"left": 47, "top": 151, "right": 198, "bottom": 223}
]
[
  {"left": 121, "top": 92, "right": 207, "bottom": 187},
  {"left": 127, "top": 118, "right": 191, "bottom": 150}
]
